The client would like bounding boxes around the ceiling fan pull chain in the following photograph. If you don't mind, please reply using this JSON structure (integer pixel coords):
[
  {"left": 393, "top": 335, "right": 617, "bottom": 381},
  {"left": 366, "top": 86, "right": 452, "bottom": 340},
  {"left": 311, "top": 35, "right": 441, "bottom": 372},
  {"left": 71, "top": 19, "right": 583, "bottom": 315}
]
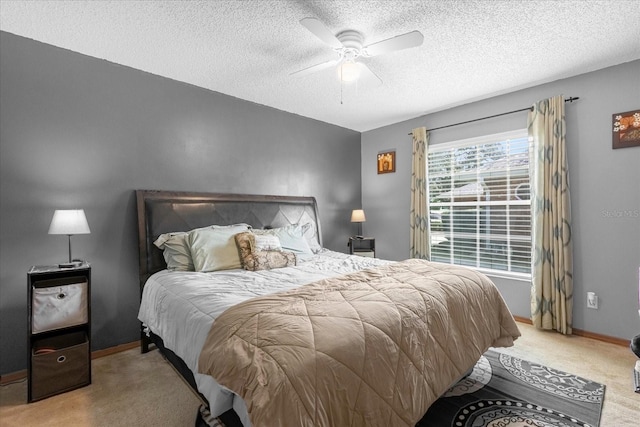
[{"left": 340, "top": 66, "right": 344, "bottom": 104}]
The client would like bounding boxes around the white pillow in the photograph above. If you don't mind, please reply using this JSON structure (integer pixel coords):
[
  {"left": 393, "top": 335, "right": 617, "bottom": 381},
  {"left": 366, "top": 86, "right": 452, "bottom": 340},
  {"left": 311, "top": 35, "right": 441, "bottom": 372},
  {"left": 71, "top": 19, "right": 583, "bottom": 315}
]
[
  {"left": 302, "top": 223, "right": 323, "bottom": 253},
  {"left": 154, "top": 232, "right": 193, "bottom": 271},
  {"left": 188, "top": 224, "right": 251, "bottom": 272},
  {"left": 154, "top": 223, "right": 252, "bottom": 271},
  {"left": 255, "top": 224, "right": 314, "bottom": 260}
]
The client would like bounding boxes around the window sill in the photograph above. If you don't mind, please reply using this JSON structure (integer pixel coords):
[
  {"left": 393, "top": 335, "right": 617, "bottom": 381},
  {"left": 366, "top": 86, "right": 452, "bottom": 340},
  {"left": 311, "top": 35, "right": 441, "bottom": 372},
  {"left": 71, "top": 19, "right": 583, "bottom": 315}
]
[{"left": 479, "top": 268, "right": 531, "bottom": 282}]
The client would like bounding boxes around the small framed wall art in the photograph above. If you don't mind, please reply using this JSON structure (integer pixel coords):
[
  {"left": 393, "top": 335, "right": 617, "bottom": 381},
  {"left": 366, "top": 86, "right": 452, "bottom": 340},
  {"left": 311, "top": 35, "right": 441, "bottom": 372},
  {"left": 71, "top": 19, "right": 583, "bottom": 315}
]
[
  {"left": 612, "top": 109, "right": 640, "bottom": 149},
  {"left": 377, "top": 150, "right": 395, "bottom": 174}
]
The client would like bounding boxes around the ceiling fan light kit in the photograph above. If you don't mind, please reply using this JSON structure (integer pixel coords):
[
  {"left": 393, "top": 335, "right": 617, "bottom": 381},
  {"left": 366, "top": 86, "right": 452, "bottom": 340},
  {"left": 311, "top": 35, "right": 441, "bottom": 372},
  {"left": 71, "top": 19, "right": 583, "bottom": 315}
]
[
  {"left": 338, "top": 61, "right": 361, "bottom": 83},
  {"left": 293, "top": 17, "right": 423, "bottom": 89}
]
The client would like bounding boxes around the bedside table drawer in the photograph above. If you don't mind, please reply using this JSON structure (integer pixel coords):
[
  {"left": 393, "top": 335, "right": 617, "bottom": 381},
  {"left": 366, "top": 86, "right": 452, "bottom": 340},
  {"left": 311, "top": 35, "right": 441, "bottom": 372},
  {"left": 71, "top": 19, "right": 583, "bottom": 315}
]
[
  {"left": 353, "top": 250, "right": 375, "bottom": 258},
  {"left": 31, "top": 331, "right": 90, "bottom": 401},
  {"left": 32, "top": 279, "right": 88, "bottom": 333}
]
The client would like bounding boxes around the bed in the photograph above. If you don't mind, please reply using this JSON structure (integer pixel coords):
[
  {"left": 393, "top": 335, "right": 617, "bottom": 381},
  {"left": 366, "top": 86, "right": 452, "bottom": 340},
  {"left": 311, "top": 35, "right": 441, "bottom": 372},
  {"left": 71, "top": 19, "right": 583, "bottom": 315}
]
[{"left": 136, "top": 190, "right": 521, "bottom": 427}]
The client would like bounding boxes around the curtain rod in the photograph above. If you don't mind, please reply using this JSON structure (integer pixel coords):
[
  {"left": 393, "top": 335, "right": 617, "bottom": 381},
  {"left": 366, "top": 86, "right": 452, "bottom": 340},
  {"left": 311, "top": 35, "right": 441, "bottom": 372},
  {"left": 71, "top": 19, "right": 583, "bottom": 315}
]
[{"left": 408, "top": 96, "right": 580, "bottom": 135}]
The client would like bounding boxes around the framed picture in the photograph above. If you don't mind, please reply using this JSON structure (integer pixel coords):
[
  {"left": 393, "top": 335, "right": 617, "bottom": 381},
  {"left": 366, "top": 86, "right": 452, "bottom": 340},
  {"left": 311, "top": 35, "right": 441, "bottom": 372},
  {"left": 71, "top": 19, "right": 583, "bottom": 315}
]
[
  {"left": 612, "top": 109, "right": 640, "bottom": 149},
  {"left": 377, "top": 151, "right": 396, "bottom": 174}
]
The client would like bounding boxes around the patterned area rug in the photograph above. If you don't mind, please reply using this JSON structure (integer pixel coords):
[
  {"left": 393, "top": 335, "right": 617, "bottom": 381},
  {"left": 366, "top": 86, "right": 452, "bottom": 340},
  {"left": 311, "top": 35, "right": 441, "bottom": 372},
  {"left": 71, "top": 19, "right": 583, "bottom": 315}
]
[
  {"left": 197, "top": 349, "right": 605, "bottom": 427},
  {"left": 417, "top": 349, "right": 605, "bottom": 427}
]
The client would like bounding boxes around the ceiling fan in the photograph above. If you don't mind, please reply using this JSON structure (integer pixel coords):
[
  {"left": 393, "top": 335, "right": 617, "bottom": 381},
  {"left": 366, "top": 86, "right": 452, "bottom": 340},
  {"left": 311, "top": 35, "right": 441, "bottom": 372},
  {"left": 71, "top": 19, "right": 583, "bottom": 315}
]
[{"left": 291, "top": 17, "right": 424, "bottom": 86}]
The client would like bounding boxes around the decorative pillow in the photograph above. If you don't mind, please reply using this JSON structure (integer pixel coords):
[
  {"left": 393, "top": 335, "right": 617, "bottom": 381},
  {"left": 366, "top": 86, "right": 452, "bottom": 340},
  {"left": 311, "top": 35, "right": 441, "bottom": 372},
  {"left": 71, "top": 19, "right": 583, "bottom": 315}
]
[
  {"left": 244, "top": 250, "right": 296, "bottom": 271},
  {"left": 254, "top": 234, "right": 282, "bottom": 251},
  {"left": 234, "top": 232, "right": 296, "bottom": 271},
  {"left": 254, "top": 224, "right": 314, "bottom": 260},
  {"left": 188, "top": 224, "right": 250, "bottom": 272},
  {"left": 234, "top": 232, "right": 255, "bottom": 264},
  {"left": 153, "top": 232, "right": 193, "bottom": 271}
]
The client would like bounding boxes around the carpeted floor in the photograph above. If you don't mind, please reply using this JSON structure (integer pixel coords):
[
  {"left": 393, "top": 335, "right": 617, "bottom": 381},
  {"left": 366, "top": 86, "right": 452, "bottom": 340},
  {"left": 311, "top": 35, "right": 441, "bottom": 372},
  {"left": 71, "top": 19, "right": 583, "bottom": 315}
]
[
  {"left": 417, "top": 349, "right": 604, "bottom": 427},
  {"left": 0, "top": 348, "right": 203, "bottom": 426},
  {"left": 1, "top": 322, "right": 637, "bottom": 426}
]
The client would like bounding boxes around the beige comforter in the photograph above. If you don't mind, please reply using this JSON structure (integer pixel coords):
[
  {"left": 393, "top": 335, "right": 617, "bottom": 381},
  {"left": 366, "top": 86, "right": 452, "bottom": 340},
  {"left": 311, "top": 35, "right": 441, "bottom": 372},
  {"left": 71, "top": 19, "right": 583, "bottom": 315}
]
[{"left": 198, "top": 259, "right": 520, "bottom": 427}]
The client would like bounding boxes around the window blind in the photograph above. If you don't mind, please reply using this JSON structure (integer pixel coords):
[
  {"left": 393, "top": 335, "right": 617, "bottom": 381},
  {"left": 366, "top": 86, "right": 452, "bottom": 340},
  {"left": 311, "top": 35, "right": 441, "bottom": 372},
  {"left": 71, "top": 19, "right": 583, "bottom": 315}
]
[{"left": 428, "top": 129, "right": 531, "bottom": 278}]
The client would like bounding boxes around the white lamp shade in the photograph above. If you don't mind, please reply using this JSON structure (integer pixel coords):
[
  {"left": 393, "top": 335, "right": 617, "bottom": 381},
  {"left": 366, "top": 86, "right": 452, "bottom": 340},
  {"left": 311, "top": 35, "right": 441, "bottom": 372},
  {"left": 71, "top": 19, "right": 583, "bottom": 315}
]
[
  {"left": 48, "top": 209, "right": 91, "bottom": 235},
  {"left": 350, "top": 209, "right": 366, "bottom": 223}
]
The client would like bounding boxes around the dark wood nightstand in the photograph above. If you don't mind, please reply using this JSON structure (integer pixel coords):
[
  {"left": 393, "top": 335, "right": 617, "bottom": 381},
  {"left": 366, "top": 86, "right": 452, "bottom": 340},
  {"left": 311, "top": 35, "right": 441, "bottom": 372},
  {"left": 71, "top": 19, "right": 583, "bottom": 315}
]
[
  {"left": 348, "top": 237, "right": 375, "bottom": 258},
  {"left": 27, "top": 263, "right": 91, "bottom": 402}
]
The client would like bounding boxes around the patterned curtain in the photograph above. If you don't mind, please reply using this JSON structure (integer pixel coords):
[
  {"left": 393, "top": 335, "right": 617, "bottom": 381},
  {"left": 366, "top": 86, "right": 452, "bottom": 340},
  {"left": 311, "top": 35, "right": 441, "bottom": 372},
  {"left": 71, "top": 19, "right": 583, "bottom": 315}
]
[
  {"left": 528, "top": 95, "right": 573, "bottom": 334},
  {"left": 410, "top": 127, "right": 430, "bottom": 260}
]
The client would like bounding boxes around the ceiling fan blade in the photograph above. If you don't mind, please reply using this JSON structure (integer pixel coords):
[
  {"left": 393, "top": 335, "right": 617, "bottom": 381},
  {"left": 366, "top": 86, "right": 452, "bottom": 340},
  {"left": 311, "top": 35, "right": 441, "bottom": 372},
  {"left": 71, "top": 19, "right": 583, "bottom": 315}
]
[
  {"left": 299, "top": 17, "right": 343, "bottom": 48},
  {"left": 357, "top": 63, "right": 383, "bottom": 87},
  {"left": 364, "top": 30, "right": 424, "bottom": 57},
  {"left": 290, "top": 59, "right": 340, "bottom": 77}
]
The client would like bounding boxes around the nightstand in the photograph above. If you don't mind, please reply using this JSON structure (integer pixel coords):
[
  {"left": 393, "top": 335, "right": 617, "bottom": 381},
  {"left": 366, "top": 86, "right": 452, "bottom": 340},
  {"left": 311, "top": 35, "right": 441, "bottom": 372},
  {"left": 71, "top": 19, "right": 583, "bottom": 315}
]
[
  {"left": 27, "top": 263, "right": 91, "bottom": 402},
  {"left": 348, "top": 237, "right": 375, "bottom": 258}
]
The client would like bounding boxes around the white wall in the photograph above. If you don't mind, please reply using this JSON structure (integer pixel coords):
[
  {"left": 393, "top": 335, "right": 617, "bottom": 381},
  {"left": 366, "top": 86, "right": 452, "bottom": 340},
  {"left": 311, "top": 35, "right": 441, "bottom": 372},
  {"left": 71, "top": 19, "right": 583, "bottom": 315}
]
[{"left": 362, "top": 60, "right": 640, "bottom": 341}]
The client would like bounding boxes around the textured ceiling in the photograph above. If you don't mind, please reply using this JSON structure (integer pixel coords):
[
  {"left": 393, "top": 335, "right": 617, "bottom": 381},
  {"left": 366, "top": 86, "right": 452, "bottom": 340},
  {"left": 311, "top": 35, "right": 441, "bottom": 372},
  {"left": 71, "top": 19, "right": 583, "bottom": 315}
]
[{"left": 1, "top": 0, "right": 639, "bottom": 131}]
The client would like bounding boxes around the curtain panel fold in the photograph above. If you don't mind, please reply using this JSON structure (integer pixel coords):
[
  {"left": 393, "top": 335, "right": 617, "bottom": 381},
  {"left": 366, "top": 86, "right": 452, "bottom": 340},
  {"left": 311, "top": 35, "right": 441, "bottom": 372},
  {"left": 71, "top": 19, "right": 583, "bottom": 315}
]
[
  {"left": 410, "top": 127, "right": 430, "bottom": 260},
  {"left": 528, "top": 95, "right": 574, "bottom": 335}
]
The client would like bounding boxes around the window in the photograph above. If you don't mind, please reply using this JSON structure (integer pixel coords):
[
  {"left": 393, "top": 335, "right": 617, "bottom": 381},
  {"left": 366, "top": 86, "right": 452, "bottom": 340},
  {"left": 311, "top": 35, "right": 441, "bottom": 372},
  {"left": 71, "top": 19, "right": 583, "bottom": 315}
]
[{"left": 428, "top": 129, "right": 531, "bottom": 279}]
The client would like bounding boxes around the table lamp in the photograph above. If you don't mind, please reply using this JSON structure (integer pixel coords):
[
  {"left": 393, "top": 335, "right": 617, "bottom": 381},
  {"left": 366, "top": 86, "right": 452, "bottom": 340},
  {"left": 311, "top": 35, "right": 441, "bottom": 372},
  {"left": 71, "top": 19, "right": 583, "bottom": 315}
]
[
  {"left": 350, "top": 209, "right": 366, "bottom": 238},
  {"left": 48, "top": 209, "right": 90, "bottom": 268}
]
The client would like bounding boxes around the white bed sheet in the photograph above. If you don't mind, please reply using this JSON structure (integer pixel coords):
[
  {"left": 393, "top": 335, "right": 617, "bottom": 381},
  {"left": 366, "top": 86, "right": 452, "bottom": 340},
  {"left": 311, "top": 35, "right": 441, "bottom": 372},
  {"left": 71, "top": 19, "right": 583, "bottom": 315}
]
[{"left": 138, "top": 249, "right": 389, "bottom": 423}]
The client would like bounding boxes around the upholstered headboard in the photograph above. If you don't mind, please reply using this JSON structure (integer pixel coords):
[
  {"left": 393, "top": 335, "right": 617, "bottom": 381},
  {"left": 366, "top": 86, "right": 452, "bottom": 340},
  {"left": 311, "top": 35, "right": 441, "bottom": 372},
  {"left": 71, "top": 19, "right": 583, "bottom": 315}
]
[{"left": 136, "top": 190, "right": 322, "bottom": 290}]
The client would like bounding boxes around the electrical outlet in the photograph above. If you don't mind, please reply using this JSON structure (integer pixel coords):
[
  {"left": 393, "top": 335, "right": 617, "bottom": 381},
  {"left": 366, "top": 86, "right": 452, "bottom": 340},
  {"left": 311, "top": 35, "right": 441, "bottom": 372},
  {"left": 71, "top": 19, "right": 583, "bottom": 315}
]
[{"left": 587, "top": 292, "right": 598, "bottom": 309}]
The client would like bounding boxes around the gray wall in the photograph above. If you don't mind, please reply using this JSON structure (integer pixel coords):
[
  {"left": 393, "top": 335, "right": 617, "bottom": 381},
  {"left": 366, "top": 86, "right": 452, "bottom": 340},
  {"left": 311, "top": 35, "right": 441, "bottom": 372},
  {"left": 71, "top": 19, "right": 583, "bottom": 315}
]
[
  {"left": 362, "top": 60, "right": 640, "bottom": 341},
  {"left": 0, "top": 32, "right": 361, "bottom": 374}
]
